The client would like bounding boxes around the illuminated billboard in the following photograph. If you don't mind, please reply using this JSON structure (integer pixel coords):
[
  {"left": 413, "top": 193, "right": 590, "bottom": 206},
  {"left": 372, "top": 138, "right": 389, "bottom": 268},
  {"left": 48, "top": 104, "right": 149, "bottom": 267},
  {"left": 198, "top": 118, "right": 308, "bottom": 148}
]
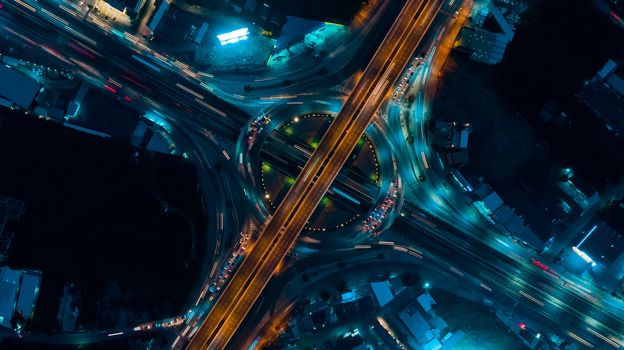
[{"left": 217, "top": 28, "right": 249, "bottom": 46}]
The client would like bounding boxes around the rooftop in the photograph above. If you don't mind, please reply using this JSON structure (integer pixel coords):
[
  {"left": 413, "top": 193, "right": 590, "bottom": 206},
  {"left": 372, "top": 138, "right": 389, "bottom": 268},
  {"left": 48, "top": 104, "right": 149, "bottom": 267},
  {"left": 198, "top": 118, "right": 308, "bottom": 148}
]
[
  {"left": 399, "top": 308, "right": 431, "bottom": 339},
  {"left": 416, "top": 292, "right": 437, "bottom": 312},
  {"left": 579, "top": 59, "right": 624, "bottom": 135},
  {"left": 0, "top": 267, "right": 41, "bottom": 328},
  {"left": 0, "top": 64, "right": 40, "bottom": 109},
  {"left": 370, "top": 281, "right": 394, "bottom": 307}
]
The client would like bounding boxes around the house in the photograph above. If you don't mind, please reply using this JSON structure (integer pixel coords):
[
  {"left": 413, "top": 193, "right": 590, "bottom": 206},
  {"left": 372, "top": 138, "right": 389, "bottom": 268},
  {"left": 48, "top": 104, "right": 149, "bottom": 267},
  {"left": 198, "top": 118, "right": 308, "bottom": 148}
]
[{"left": 370, "top": 281, "right": 394, "bottom": 307}]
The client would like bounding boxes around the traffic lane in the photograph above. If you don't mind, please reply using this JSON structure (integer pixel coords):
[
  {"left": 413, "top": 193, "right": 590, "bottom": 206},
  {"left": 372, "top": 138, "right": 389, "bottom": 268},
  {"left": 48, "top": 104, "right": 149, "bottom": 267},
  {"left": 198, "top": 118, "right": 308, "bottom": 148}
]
[
  {"left": 208, "top": 1, "right": 455, "bottom": 343},
  {"left": 2, "top": 0, "right": 249, "bottom": 136},
  {"left": 300, "top": 0, "right": 445, "bottom": 225},
  {"left": 210, "top": 185, "right": 326, "bottom": 348},
  {"left": 188, "top": 0, "right": 435, "bottom": 346},
  {"left": 2, "top": 8, "right": 237, "bottom": 302},
  {"left": 189, "top": 0, "right": 396, "bottom": 101},
  {"left": 400, "top": 204, "right": 594, "bottom": 311},
  {"left": 290, "top": 245, "right": 604, "bottom": 350},
  {"left": 186, "top": 195, "right": 306, "bottom": 349},
  {"left": 261, "top": 139, "right": 377, "bottom": 205},
  {"left": 280, "top": 0, "right": 429, "bottom": 185},
  {"left": 207, "top": 0, "right": 442, "bottom": 335},
  {"left": 401, "top": 197, "right": 622, "bottom": 328},
  {"left": 269, "top": 129, "right": 379, "bottom": 190},
  {"left": 0, "top": 4, "right": 228, "bottom": 113},
  {"left": 204, "top": 166, "right": 342, "bottom": 349},
  {"left": 393, "top": 215, "right": 624, "bottom": 348}
]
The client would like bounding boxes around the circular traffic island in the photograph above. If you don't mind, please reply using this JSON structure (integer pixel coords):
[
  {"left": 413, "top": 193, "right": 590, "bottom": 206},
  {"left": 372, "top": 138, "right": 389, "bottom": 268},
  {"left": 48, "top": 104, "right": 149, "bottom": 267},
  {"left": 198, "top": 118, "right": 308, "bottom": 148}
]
[{"left": 259, "top": 112, "right": 381, "bottom": 236}]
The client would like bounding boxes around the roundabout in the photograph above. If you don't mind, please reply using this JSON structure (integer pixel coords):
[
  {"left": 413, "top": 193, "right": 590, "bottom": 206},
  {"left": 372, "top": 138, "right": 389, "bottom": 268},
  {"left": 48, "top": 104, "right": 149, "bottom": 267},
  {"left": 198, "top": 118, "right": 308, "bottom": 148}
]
[{"left": 236, "top": 96, "right": 404, "bottom": 250}]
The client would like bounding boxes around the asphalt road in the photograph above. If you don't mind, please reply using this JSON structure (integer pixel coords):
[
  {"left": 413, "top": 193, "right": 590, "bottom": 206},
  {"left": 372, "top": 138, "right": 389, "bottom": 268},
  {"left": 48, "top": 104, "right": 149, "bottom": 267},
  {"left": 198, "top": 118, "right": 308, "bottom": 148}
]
[{"left": 186, "top": 0, "right": 444, "bottom": 348}]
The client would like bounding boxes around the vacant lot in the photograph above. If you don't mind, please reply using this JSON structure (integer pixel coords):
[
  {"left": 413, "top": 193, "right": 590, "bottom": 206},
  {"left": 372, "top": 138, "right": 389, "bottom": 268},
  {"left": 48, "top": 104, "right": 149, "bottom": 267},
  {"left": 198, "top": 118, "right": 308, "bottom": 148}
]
[{"left": 432, "top": 289, "right": 528, "bottom": 350}]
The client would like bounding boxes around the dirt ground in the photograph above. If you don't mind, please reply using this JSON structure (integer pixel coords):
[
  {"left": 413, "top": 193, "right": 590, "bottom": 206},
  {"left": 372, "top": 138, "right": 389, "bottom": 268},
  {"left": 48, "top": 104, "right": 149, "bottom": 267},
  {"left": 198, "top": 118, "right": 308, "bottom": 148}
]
[
  {"left": 431, "top": 289, "right": 528, "bottom": 350},
  {"left": 432, "top": 55, "right": 549, "bottom": 185}
]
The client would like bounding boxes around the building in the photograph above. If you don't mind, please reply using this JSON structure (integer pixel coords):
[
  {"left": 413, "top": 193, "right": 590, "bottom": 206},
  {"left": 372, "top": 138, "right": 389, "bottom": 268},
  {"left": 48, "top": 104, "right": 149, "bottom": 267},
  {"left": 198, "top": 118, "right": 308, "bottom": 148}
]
[
  {"left": 569, "top": 220, "right": 624, "bottom": 289},
  {"left": 578, "top": 59, "right": 624, "bottom": 136},
  {"left": 416, "top": 292, "right": 437, "bottom": 312},
  {"left": 131, "top": 120, "right": 175, "bottom": 154},
  {"left": 91, "top": 0, "right": 146, "bottom": 19},
  {"left": 147, "top": 0, "right": 171, "bottom": 34},
  {"left": 451, "top": 166, "right": 553, "bottom": 251},
  {"left": 558, "top": 168, "right": 600, "bottom": 211},
  {"left": 234, "top": 0, "right": 286, "bottom": 34},
  {"left": 456, "top": 3, "right": 515, "bottom": 65},
  {"left": 335, "top": 333, "right": 368, "bottom": 350},
  {"left": 440, "top": 330, "right": 465, "bottom": 349},
  {"left": 0, "top": 267, "right": 42, "bottom": 329},
  {"left": 0, "top": 196, "right": 26, "bottom": 263},
  {"left": 334, "top": 295, "right": 374, "bottom": 321},
  {"left": 0, "top": 267, "right": 19, "bottom": 328},
  {"left": 433, "top": 121, "right": 472, "bottom": 150},
  {"left": 399, "top": 308, "right": 432, "bottom": 340},
  {"left": 372, "top": 322, "right": 402, "bottom": 350},
  {"left": 0, "top": 63, "right": 41, "bottom": 109},
  {"left": 151, "top": 5, "right": 203, "bottom": 46},
  {"left": 446, "top": 151, "right": 470, "bottom": 167},
  {"left": 370, "top": 281, "right": 394, "bottom": 307},
  {"left": 275, "top": 16, "right": 325, "bottom": 51}
]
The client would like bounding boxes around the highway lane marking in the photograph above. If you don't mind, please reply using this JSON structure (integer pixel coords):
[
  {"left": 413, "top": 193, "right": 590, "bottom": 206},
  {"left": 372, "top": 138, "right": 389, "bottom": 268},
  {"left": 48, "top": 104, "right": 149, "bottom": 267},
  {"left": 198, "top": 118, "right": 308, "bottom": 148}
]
[
  {"left": 222, "top": 150, "right": 230, "bottom": 160},
  {"left": 73, "top": 40, "right": 102, "bottom": 57},
  {"left": 3, "top": 26, "right": 37, "bottom": 46},
  {"left": 407, "top": 249, "right": 423, "bottom": 259},
  {"left": 107, "top": 332, "right": 124, "bottom": 337},
  {"left": 610, "top": 336, "right": 624, "bottom": 347},
  {"left": 586, "top": 327, "right": 621, "bottom": 348},
  {"left": 420, "top": 151, "right": 429, "bottom": 168},
  {"left": 176, "top": 83, "right": 204, "bottom": 99},
  {"left": 40, "top": 8, "right": 68, "bottom": 26},
  {"left": 58, "top": 3, "right": 79, "bottom": 17},
  {"left": 519, "top": 290, "right": 544, "bottom": 307},
  {"left": 194, "top": 98, "right": 227, "bottom": 118},
  {"left": 188, "top": 0, "right": 444, "bottom": 346},
  {"left": 568, "top": 331, "right": 594, "bottom": 348},
  {"left": 15, "top": 0, "right": 36, "bottom": 12},
  {"left": 199, "top": 82, "right": 214, "bottom": 91},
  {"left": 183, "top": 68, "right": 198, "bottom": 78},
  {"left": 449, "top": 266, "right": 464, "bottom": 277}
]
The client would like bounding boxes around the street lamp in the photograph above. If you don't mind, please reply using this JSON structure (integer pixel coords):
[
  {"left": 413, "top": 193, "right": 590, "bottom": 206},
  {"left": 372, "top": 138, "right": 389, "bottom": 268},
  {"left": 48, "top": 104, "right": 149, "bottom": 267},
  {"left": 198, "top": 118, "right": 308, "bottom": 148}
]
[{"left": 424, "top": 282, "right": 430, "bottom": 289}]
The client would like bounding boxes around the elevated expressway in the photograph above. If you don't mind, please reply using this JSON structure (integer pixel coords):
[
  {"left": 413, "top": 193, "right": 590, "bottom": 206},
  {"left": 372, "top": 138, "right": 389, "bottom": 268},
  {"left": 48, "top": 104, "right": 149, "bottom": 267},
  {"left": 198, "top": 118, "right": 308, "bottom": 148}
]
[{"left": 186, "top": 0, "right": 445, "bottom": 348}]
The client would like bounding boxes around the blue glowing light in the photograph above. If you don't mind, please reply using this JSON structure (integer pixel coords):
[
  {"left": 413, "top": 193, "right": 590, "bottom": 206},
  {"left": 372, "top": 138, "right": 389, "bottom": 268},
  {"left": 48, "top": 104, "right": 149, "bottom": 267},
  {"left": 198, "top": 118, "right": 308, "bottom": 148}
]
[{"left": 217, "top": 28, "right": 249, "bottom": 46}]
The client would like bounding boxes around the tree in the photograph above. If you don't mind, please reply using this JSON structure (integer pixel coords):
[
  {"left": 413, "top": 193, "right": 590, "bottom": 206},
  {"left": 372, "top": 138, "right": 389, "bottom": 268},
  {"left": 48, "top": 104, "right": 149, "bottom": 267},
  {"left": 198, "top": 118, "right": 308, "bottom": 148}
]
[
  {"left": 214, "top": 161, "right": 223, "bottom": 172},
  {"left": 336, "top": 280, "right": 348, "bottom": 292},
  {"left": 11, "top": 310, "right": 26, "bottom": 331},
  {"left": 401, "top": 272, "right": 420, "bottom": 287}
]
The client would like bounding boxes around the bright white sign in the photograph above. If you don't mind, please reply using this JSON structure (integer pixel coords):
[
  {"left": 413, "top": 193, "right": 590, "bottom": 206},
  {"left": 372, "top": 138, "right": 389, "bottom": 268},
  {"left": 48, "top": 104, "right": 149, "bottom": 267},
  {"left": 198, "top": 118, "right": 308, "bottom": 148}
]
[{"left": 217, "top": 28, "right": 249, "bottom": 45}]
